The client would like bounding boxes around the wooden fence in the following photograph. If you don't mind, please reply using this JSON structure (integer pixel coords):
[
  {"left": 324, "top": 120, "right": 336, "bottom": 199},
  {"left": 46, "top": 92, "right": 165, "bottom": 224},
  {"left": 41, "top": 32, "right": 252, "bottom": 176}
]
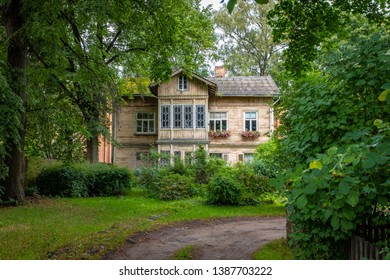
[{"left": 346, "top": 235, "right": 385, "bottom": 260}]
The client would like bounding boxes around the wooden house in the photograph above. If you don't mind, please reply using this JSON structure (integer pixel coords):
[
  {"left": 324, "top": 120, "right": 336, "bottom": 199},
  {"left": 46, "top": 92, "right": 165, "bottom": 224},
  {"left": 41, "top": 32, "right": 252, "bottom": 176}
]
[{"left": 102, "top": 67, "right": 279, "bottom": 168}]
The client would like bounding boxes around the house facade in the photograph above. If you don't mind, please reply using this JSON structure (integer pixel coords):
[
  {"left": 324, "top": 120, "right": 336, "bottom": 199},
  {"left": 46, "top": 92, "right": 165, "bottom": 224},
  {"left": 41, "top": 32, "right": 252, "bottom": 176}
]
[{"left": 109, "top": 68, "right": 279, "bottom": 168}]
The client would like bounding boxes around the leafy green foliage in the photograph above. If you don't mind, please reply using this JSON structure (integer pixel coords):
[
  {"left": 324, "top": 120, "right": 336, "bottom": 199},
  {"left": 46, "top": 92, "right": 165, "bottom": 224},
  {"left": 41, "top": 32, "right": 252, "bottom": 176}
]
[
  {"left": 159, "top": 173, "right": 197, "bottom": 201},
  {"left": 271, "top": 20, "right": 390, "bottom": 259},
  {"left": 214, "top": 0, "right": 280, "bottom": 76},
  {"left": 271, "top": 130, "right": 389, "bottom": 259},
  {"left": 206, "top": 171, "right": 242, "bottom": 205},
  {"left": 35, "top": 163, "right": 133, "bottom": 197},
  {"left": 268, "top": 0, "right": 390, "bottom": 74},
  {"left": 254, "top": 137, "right": 284, "bottom": 177},
  {"left": 137, "top": 167, "right": 170, "bottom": 198}
]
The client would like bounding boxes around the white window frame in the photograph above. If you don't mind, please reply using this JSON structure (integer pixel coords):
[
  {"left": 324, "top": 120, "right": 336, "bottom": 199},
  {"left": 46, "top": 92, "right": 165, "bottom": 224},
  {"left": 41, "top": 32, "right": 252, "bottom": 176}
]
[
  {"left": 244, "top": 153, "right": 254, "bottom": 163},
  {"left": 196, "top": 105, "right": 206, "bottom": 128},
  {"left": 184, "top": 105, "right": 193, "bottom": 128},
  {"left": 209, "top": 112, "right": 228, "bottom": 131},
  {"left": 136, "top": 112, "right": 155, "bottom": 134},
  {"left": 173, "top": 105, "right": 182, "bottom": 128},
  {"left": 160, "top": 105, "right": 170, "bottom": 129},
  {"left": 161, "top": 104, "right": 204, "bottom": 130},
  {"left": 244, "top": 111, "right": 258, "bottom": 131},
  {"left": 178, "top": 75, "right": 189, "bottom": 91}
]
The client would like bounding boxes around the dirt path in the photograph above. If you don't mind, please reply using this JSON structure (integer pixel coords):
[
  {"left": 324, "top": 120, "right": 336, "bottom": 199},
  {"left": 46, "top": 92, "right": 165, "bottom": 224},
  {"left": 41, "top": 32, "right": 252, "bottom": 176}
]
[{"left": 104, "top": 216, "right": 286, "bottom": 260}]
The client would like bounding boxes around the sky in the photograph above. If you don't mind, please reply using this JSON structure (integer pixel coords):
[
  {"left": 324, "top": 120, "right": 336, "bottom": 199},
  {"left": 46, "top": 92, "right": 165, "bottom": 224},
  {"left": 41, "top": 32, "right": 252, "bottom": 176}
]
[{"left": 200, "top": 0, "right": 224, "bottom": 10}]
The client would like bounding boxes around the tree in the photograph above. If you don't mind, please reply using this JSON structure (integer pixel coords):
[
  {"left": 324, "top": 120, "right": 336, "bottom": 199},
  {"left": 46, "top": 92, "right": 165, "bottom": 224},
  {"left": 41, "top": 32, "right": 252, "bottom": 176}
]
[
  {"left": 26, "top": 0, "right": 215, "bottom": 163},
  {"left": 1, "top": 0, "right": 215, "bottom": 203},
  {"left": 214, "top": 0, "right": 282, "bottom": 76},
  {"left": 0, "top": 0, "right": 27, "bottom": 203},
  {"left": 268, "top": 0, "right": 390, "bottom": 75}
]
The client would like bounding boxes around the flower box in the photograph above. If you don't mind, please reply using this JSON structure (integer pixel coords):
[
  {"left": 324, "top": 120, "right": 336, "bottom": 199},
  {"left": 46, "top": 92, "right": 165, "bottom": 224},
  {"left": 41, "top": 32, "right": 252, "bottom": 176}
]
[
  {"left": 241, "top": 130, "right": 260, "bottom": 139},
  {"left": 208, "top": 130, "right": 231, "bottom": 139}
]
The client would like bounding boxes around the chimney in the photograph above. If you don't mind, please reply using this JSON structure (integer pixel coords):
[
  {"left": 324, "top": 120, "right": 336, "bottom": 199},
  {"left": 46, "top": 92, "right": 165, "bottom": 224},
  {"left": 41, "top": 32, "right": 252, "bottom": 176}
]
[{"left": 215, "top": 65, "right": 226, "bottom": 77}]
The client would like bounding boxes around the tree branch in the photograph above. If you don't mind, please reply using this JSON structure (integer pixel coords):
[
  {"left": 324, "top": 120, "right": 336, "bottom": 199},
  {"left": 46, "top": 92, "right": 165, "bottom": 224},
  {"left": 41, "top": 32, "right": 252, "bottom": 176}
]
[{"left": 105, "top": 23, "right": 124, "bottom": 54}]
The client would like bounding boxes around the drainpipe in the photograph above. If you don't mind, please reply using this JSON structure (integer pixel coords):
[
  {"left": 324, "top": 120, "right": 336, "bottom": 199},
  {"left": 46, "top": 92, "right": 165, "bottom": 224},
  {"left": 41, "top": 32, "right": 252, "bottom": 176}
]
[
  {"left": 112, "top": 110, "right": 118, "bottom": 164},
  {"left": 270, "top": 97, "right": 280, "bottom": 136}
]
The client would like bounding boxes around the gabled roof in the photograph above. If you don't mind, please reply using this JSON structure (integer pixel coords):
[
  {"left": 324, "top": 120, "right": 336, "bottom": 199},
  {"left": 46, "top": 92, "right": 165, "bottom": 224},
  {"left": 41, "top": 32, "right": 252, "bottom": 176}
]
[
  {"left": 207, "top": 76, "right": 279, "bottom": 97},
  {"left": 171, "top": 69, "right": 217, "bottom": 87},
  {"left": 149, "top": 69, "right": 217, "bottom": 95}
]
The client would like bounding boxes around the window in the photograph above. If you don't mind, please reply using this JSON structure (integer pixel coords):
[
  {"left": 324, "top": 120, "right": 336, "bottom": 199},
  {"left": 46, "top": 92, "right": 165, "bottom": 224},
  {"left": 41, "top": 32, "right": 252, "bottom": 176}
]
[
  {"left": 209, "top": 153, "right": 222, "bottom": 159},
  {"left": 173, "top": 105, "right": 182, "bottom": 128},
  {"left": 244, "top": 153, "right": 254, "bottom": 163},
  {"left": 184, "top": 105, "right": 193, "bottom": 128},
  {"left": 178, "top": 75, "right": 188, "bottom": 90},
  {"left": 196, "top": 105, "right": 205, "bottom": 128},
  {"left": 161, "top": 104, "right": 205, "bottom": 129},
  {"left": 136, "top": 112, "right": 155, "bottom": 133},
  {"left": 244, "top": 112, "right": 257, "bottom": 131},
  {"left": 210, "top": 112, "right": 228, "bottom": 131},
  {"left": 161, "top": 105, "right": 170, "bottom": 129},
  {"left": 173, "top": 151, "right": 181, "bottom": 159},
  {"left": 160, "top": 151, "right": 170, "bottom": 166}
]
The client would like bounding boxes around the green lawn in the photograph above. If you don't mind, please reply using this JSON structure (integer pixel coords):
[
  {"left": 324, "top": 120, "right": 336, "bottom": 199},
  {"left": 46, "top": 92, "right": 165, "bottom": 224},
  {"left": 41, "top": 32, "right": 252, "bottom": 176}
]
[
  {"left": 252, "top": 238, "right": 293, "bottom": 260},
  {"left": 0, "top": 189, "right": 285, "bottom": 260}
]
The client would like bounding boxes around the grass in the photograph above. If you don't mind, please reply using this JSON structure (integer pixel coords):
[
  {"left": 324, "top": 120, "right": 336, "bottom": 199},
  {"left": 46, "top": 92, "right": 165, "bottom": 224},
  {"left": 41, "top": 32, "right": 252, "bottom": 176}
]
[
  {"left": 0, "top": 188, "right": 285, "bottom": 260},
  {"left": 252, "top": 238, "right": 293, "bottom": 260},
  {"left": 171, "top": 245, "right": 194, "bottom": 260}
]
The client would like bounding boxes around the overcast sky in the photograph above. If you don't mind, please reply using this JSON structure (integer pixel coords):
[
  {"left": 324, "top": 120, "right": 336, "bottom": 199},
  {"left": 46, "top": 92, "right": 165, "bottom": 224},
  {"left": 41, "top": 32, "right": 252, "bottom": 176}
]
[{"left": 200, "top": 0, "right": 224, "bottom": 10}]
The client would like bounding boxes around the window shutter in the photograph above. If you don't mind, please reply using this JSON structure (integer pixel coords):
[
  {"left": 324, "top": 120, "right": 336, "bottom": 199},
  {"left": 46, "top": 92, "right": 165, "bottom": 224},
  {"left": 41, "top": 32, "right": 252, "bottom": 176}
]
[{"left": 238, "top": 154, "right": 244, "bottom": 162}]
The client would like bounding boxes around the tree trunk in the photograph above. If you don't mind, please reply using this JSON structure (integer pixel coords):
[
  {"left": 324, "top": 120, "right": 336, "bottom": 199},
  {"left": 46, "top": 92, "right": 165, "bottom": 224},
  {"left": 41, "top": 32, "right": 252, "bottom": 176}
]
[
  {"left": 1, "top": 0, "right": 27, "bottom": 202},
  {"left": 86, "top": 135, "right": 99, "bottom": 163}
]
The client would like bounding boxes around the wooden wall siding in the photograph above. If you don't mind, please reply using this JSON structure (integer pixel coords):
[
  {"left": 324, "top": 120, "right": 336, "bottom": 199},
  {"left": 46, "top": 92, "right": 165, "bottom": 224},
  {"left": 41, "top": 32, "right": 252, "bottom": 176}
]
[
  {"left": 159, "top": 130, "right": 208, "bottom": 140},
  {"left": 208, "top": 146, "right": 258, "bottom": 164},
  {"left": 116, "top": 100, "right": 158, "bottom": 145},
  {"left": 158, "top": 74, "right": 209, "bottom": 97},
  {"left": 115, "top": 146, "right": 152, "bottom": 168},
  {"left": 208, "top": 98, "right": 272, "bottom": 138}
]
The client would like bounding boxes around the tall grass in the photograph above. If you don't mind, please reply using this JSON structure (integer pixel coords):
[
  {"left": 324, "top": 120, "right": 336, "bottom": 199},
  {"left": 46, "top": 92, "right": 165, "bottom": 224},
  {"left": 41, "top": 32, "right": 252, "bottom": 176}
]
[{"left": 0, "top": 190, "right": 284, "bottom": 260}]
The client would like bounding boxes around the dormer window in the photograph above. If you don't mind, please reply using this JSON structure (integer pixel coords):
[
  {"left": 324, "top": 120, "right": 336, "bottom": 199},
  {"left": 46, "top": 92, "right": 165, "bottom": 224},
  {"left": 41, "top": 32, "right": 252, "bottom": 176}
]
[{"left": 178, "top": 75, "right": 188, "bottom": 90}]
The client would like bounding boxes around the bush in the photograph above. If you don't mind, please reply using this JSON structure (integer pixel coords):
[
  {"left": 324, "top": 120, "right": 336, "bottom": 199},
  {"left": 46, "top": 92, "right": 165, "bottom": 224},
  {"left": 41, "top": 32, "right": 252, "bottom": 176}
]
[
  {"left": 252, "top": 160, "right": 277, "bottom": 178},
  {"left": 159, "top": 173, "right": 197, "bottom": 200},
  {"left": 206, "top": 172, "right": 242, "bottom": 205},
  {"left": 79, "top": 163, "right": 133, "bottom": 196},
  {"left": 35, "top": 163, "right": 133, "bottom": 197},
  {"left": 137, "top": 167, "right": 170, "bottom": 198},
  {"left": 36, "top": 165, "right": 88, "bottom": 197}
]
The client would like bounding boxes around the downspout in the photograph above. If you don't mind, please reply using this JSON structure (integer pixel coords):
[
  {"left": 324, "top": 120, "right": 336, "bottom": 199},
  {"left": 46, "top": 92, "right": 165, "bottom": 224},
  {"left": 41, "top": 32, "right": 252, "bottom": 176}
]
[
  {"left": 112, "top": 109, "right": 117, "bottom": 164},
  {"left": 270, "top": 97, "right": 280, "bottom": 136}
]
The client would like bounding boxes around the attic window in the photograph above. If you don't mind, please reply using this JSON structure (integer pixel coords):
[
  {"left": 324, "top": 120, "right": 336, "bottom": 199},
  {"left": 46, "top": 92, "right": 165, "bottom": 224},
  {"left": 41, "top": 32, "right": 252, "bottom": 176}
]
[{"left": 178, "top": 75, "right": 188, "bottom": 90}]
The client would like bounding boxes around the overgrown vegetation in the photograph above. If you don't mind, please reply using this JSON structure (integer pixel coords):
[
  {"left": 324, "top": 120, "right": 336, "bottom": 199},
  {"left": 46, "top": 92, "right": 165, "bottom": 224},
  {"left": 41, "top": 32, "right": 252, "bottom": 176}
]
[
  {"left": 270, "top": 18, "right": 390, "bottom": 259},
  {"left": 136, "top": 146, "right": 281, "bottom": 206}
]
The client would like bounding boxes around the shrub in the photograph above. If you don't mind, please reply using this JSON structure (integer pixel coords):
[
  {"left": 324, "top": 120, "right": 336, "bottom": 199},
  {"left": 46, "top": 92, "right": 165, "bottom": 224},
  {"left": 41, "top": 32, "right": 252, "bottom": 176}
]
[
  {"left": 79, "top": 163, "right": 133, "bottom": 196},
  {"left": 206, "top": 172, "right": 242, "bottom": 205},
  {"left": 36, "top": 165, "right": 88, "bottom": 197},
  {"left": 252, "top": 159, "right": 277, "bottom": 178},
  {"left": 159, "top": 173, "right": 196, "bottom": 200},
  {"left": 35, "top": 163, "right": 133, "bottom": 198},
  {"left": 137, "top": 167, "right": 169, "bottom": 198}
]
